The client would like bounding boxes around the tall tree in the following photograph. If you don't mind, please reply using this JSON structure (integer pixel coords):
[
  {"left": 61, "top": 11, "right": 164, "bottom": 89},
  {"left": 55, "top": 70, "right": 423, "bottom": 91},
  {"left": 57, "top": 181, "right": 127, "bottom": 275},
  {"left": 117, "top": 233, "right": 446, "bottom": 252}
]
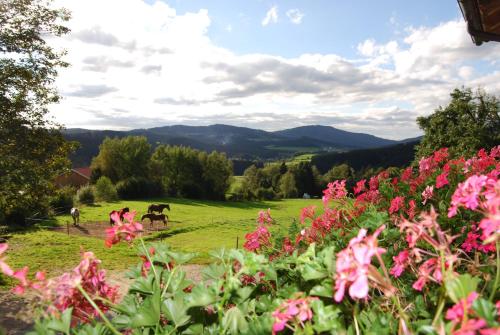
[
  {"left": 91, "top": 136, "right": 152, "bottom": 183},
  {"left": 0, "top": 0, "right": 75, "bottom": 224},
  {"left": 416, "top": 87, "right": 500, "bottom": 159}
]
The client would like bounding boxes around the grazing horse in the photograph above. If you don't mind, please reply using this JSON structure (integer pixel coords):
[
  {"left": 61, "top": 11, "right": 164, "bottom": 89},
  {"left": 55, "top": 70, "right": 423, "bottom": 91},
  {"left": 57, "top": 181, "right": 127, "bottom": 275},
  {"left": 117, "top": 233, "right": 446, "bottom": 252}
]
[
  {"left": 109, "top": 207, "right": 130, "bottom": 226},
  {"left": 70, "top": 208, "right": 80, "bottom": 225},
  {"left": 141, "top": 213, "right": 168, "bottom": 229},
  {"left": 147, "top": 203, "right": 170, "bottom": 214}
]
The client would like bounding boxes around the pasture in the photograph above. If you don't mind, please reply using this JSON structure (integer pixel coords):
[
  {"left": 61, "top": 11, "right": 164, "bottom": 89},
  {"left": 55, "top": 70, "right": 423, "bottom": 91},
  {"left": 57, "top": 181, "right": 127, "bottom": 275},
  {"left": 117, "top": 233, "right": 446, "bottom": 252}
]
[{"left": 1, "top": 197, "right": 321, "bottom": 285}]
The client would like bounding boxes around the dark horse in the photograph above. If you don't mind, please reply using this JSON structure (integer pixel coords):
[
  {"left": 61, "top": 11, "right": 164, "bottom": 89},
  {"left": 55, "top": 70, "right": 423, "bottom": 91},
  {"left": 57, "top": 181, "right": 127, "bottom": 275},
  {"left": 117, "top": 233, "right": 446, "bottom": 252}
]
[
  {"left": 141, "top": 213, "right": 168, "bottom": 228},
  {"left": 109, "top": 207, "right": 129, "bottom": 226},
  {"left": 147, "top": 203, "right": 170, "bottom": 214}
]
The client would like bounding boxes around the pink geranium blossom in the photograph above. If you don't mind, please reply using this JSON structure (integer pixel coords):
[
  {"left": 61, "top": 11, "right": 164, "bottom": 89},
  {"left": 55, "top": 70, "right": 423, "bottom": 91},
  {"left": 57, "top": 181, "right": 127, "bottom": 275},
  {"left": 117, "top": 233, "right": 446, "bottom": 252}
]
[
  {"left": 390, "top": 250, "right": 410, "bottom": 278},
  {"left": 435, "top": 172, "right": 449, "bottom": 189},
  {"left": 389, "top": 196, "right": 405, "bottom": 214},
  {"left": 105, "top": 210, "right": 143, "bottom": 247},
  {"left": 244, "top": 225, "right": 271, "bottom": 251},
  {"left": 257, "top": 208, "right": 273, "bottom": 225},
  {"left": 354, "top": 179, "right": 366, "bottom": 195},
  {"left": 271, "top": 295, "right": 317, "bottom": 334},
  {"left": 322, "top": 180, "right": 347, "bottom": 206},
  {"left": 448, "top": 175, "right": 492, "bottom": 217},
  {"left": 445, "top": 292, "right": 478, "bottom": 322},
  {"left": 300, "top": 206, "right": 316, "bottom": 224},
  {"left": 334, "top": 225, "right": 386, "bottom": 302},
  {"left": 422, "top": 186, "right": 434, "bottom": 205},
  {"left": 0, "top": 243, "right": 14, "bottom": 276}
]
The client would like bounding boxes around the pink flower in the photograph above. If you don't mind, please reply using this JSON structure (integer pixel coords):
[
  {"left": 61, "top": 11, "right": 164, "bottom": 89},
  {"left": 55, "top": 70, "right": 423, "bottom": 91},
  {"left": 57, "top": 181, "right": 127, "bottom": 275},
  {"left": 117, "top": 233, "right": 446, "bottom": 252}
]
[
  {"left": 436, "top": 172, "right": 449, "bottom": 189},
  {"left": 461, "top": 225, "right": 496, "bottom": 253},
  {"left": 401, "top": 167, "right": 413, "bottom": 182},
  {"left": 422, "top": 186, "right": 434, "bottom": 205},
  {"left": 406, "top": 199, "right": 417, "bottom": 220},
  {"left": 0, "top": 243, "right": 14, "bottom": 276},
  {"left": 369, "top": 176, "right": 379, "bottom": 191},
  {"left": 300, "top": 206, "right": 316, "bottom": 224},
  {"left": 244, "top": 225, "right": 271, "bottom": 251},
  {"left": 419, "top": 156, "right": 435, "bottom": 174},
  {"left": 390, "top": 250, "right": 409, "bottom": 278},
  {"left": 7, "top": 251, "right": 119, "bottom": 324},
  {"left": 448, "top": 175, "right": 491, "bottom": 217},
  {"left": 445, "top": 292, "right": 478, "bottom": 322},
  {"left": 334, "top": 226, "right": 386, "bottom": 302},
  {"left": 271, "top": 295, "right": 317, "bottom": 334},
  {"left": 257, "top": 209, "right": 273, "bottom": 225},
  {"left": 354, "top": 179, "right": 366, "bottom": 195},
  {"left": 322, "top": 180, "right": 347, "bottom": 206},
  {"left": 389, "top": 196, "right": 405, "bottom": 214},
  {"left": 105, "top": 210, "right": 143, "bottom": 247}
]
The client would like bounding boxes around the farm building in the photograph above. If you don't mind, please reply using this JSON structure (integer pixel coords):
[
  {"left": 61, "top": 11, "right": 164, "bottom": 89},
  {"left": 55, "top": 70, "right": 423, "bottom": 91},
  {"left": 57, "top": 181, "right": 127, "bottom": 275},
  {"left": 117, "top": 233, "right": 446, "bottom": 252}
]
[{"left": 54, "top": 167, "right": 91, "bottom": 188}]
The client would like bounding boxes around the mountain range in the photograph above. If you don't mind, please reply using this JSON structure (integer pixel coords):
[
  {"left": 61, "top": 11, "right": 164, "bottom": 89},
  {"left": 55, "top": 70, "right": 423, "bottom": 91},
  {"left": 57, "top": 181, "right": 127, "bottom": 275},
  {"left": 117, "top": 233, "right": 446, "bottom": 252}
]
[{"left": 64, "top": 124, "right": 420, "bottom": 167}]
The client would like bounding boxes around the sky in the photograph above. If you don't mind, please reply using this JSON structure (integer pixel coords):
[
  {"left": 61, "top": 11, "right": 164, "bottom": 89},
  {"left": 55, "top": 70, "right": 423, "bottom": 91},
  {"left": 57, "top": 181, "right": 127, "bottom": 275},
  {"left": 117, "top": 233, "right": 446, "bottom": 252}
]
[{"left": 48, "top": 0, "right": 500, "bottom": 140}]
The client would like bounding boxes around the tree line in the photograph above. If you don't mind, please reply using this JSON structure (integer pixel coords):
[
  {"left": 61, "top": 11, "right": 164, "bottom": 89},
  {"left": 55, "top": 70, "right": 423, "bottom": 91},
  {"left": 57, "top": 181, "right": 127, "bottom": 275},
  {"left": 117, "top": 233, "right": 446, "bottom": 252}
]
[{"left": 90, "top": 136, "right": 233, "bottom": 200}]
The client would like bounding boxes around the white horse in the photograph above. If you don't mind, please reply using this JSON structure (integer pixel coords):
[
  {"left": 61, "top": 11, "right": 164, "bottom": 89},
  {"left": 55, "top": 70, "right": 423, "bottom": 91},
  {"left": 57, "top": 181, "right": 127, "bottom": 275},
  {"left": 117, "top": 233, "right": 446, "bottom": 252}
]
[{"left": 70, "top": 207, "right": 80, "bottom": 225}]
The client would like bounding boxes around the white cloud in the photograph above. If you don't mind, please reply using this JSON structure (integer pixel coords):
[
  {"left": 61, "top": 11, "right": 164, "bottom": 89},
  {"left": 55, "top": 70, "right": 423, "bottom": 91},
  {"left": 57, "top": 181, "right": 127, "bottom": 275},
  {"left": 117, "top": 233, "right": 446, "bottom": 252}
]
[
  {"left": 286, "top": 9, "right": 304, "bottom": 24},
  {"left": 47, "top": 1, "right": 500, "bottom": 140},
  {"left": 261, "top": 6, "right": 278, "bottom": 26}
]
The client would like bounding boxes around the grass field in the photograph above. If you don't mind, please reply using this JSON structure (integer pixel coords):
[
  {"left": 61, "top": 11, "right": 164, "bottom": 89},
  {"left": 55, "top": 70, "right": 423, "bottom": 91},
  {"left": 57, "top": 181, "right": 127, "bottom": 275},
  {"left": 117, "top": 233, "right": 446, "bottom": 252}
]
[{"left": 1, "top": 198, "right": 321, "bottom": 286}]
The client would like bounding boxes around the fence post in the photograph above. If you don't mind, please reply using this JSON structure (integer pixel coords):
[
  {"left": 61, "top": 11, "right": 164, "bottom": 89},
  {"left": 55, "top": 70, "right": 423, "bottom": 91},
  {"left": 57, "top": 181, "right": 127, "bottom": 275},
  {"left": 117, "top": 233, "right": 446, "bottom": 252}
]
[
  {"left": 66, "top": 221, "right": 69, "bottom": 236},
  {"left": 236, "top": 236, "right": 239, "bottom": 249}
]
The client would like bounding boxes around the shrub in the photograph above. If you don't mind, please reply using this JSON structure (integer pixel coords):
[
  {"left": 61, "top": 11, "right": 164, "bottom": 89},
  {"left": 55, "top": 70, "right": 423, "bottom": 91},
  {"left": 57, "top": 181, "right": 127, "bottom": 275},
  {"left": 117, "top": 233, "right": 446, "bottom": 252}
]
[
  {"left": 116, "top": 177, "right": 163, "bottom": 199},
  {"left": 49, "top": 187, "right": 75, "bottom": 213},
  {"left": 76, "top": 185, "right": 95, "bottom": 205},
  {"left": 94, "top": 176, "right": 118, "bottom": 202}
]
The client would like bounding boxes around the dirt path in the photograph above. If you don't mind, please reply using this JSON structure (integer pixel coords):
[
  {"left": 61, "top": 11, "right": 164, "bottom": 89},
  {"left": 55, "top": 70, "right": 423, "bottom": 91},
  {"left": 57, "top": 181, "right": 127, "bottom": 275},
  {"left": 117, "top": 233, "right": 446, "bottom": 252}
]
[
  {"left": 0, "top": 265, "right": 205, "bottom": 334},
  {"left": 47, "top": 221, "right": 170, "bottom": 239}
]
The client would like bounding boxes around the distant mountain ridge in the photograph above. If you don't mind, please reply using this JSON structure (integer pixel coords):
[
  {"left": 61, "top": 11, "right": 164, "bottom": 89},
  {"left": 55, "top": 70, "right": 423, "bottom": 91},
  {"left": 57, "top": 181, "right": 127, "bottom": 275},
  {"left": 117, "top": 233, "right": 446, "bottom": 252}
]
[{"left": 63, "top": 124, "right": 420, "bottom": 167}]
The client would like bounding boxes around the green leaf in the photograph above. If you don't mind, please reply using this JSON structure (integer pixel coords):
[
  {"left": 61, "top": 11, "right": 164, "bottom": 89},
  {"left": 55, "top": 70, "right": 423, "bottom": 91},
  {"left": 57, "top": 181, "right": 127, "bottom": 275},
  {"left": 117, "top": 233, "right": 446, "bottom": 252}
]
[
  {"left": 243, "top": 315, "right": 273, "bottom": 335},
  {"left": 202, "top": 263, "right": 226, "bottom": 281},
  {"left": 472, "top": 298, "right": 498, "bottom": 326},
  {"left": 166, "top": 251, "right": 197, "bottom": 264},
  {"left": 310, "top": 281, "right": 333, "bottom": 298},
  {"left": 131, "top": 289, "right": 161, "bottom": 327},
  {"left": 186, "top": 284, "right": 218, "bottom": 308},
  {"left": 223, "top": 306, "right": 248, "bottom": 335},
  {"left": 445, "top": 274, "right": 480, "bottom": 303},
  {"left": 46, "top": 308, "right": 72, "bottom": 334},
  {"left": 129, "top": 274, "right": 155, "bottom": 295},
  {"left": 163, "top": 299, "right": 191, "bottom": 328},
  {"left": 311, "top": 300, "right": 344, "bottom": 333},
  {"left": 300, "top": 263, "right": 327, "bottom": 281}
]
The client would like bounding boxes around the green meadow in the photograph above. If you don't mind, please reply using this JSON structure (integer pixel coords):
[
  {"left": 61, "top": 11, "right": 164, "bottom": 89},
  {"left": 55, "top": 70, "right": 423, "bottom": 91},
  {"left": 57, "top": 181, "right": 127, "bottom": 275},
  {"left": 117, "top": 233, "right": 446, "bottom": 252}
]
[{"left": 1, "top": 198, "right": 321, "bottom": 285}]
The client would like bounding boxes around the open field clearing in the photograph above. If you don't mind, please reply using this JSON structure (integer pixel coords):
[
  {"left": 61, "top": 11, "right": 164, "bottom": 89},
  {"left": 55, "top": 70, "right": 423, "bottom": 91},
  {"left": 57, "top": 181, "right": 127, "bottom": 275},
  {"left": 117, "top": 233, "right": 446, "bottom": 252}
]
[{"left": 1, "top": 198, "right": 321, "bottom": 287}]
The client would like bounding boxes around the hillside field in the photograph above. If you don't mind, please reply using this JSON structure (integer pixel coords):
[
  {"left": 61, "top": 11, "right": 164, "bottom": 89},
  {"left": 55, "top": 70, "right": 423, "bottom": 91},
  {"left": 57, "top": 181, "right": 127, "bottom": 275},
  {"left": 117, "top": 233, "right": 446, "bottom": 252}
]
[{"left": 1, "top": 197, "right": 321, "bottom": 286}]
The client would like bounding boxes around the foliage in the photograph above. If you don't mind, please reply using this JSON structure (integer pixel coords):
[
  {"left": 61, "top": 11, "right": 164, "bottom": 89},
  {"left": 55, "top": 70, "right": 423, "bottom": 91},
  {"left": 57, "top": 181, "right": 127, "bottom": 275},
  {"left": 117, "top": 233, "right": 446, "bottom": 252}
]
[
  {"left": 0, "top": 0, "right": 76, "bottom": 226},
  {"left": 91, "top": 136, "right": 152, "bottom": 183},
  {"left": 416, "top": 87, "right": 500, "bottom": 160},
  {"left": 2, "top": 147, "right": 499, "bottom": 334},
  {"left": 49, "top": 186, "right": 75, "bottom": 213},
  {"left": 94, "top": 176, "right": 118, "bottom": 202},
  {"left": 151, "top": 145, "right": 232, "bottom": 200},
  {"left": 279, "top": 171, "right": 298, "bottom": 198},
  {"left": 116, "top": 177, "right": 163, "bottom": 200},
  {"left": 76, "top": 185, "right": 95, "bottom": 205}
]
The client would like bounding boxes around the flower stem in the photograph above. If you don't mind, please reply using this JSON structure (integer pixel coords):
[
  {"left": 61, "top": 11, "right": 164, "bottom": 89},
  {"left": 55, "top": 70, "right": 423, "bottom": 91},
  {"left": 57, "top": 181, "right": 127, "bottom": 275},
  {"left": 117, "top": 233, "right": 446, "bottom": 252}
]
[
  {"left": 489, "top": 241, "right": 500, "bottom": 302},
  {"left": 77, "top": 285, "right": 121, "bottom": 335},
  {"left": 140, "top": 238, "right": 159, "bottom": 282}
]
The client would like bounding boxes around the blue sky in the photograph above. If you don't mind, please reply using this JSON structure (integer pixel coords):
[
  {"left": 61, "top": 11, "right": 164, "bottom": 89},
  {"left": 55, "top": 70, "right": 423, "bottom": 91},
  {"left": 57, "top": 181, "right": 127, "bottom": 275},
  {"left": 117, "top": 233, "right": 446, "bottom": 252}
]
[
  {"left": 168, "top": 1, "right": 462, "bottom": 58},
  {"left": 50, "top": 0, "right": 500, "bottom": 139}
]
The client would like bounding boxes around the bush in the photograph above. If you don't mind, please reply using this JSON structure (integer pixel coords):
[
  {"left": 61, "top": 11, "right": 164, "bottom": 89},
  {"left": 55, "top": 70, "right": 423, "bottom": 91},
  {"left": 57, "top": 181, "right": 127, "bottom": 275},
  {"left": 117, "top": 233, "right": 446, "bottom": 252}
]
[
  {"left": 76, "top": 185, "right": 95, "bottom": 205},
  {"left": 116, "top": 177, "right": 163, "bottom": 200},
  {"left": 49, "top": 186, "right": 75, "bottom": 213},
  {"left": 94, "top": 176, "right": 118, "bottom": 202}
]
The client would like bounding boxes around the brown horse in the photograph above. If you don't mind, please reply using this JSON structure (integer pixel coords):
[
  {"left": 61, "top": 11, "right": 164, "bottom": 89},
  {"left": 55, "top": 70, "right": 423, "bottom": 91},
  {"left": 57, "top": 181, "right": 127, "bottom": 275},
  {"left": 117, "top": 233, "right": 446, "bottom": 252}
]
[
  {"left": 109, "top": 207, "right": 129, "bottom": 226},
  {"left": 141, "top": 213, "right": 168, "bottom": 229},
  {"left": 147, "top": 203, "right": 170, "bottom": 214}
]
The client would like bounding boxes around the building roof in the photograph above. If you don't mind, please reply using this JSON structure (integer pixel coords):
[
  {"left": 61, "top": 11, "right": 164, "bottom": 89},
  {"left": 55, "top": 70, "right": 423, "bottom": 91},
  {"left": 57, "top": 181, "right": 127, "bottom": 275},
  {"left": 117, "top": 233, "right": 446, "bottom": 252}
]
[
  {"left": 458, "top": 0, "right": 500, "bottom": 45},
  {"left": 72, "top": 167, "right": 92, "bottom": 179}
]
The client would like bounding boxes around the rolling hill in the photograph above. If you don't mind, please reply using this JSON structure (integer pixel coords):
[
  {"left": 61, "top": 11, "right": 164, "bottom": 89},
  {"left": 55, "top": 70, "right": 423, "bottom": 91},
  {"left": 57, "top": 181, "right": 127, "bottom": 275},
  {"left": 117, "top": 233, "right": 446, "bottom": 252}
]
[{"left": 64, "top": 124, "right": 417, "bottom": 167}]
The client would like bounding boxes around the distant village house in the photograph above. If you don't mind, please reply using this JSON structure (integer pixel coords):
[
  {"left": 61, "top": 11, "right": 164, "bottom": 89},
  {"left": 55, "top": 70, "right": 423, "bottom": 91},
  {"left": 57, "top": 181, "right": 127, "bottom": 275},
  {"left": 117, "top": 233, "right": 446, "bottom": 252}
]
[{"left": 55, "top": 167, "right": 91, "bottom": 188}]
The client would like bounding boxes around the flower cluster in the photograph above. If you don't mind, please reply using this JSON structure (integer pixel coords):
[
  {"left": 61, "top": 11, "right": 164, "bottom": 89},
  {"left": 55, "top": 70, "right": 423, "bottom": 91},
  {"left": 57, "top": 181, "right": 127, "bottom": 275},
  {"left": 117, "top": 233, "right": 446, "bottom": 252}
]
[
  {"left": 105, "top": 210, "right": 144, "bottom": 247},
  {"left": 334, "top": 225, "right": 386, "bottom": 302},
  {"left": 244, "top": 209, "right": 273, "bottom": 252},
  {"left": 1, "top": 246, "right": 119, "bottom": 324},
  {"left": 271, "top": 295, "right": 317, "bottom": 334},
  {"left": 322, "top": 180, "right": 347, "bottom": 206}
]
